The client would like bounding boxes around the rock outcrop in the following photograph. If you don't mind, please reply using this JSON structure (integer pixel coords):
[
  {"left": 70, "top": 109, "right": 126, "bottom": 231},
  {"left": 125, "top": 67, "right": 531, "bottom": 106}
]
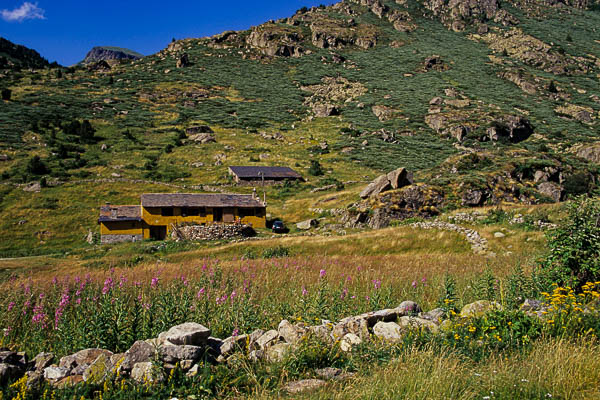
[{"left": 81, "top": 47, "right": 143, "bottom": 65}]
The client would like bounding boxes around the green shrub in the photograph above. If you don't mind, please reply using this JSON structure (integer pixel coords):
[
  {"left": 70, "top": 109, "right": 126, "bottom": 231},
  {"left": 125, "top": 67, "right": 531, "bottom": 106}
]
[
  {"left": 539, "top": 197, "right": 600, "bottom": 289},
  {"left": 1, "top": 88, "right": 11, "bottom": 101},
  {"left": 262, "top": 246, "right": 291, "bottom": 258},
  {"left": 308, "top": 160, "right": 324, "bottom": 176}
]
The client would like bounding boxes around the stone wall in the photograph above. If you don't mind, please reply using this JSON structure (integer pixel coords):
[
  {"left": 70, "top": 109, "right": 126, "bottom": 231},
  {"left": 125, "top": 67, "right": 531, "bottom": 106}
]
[
  {"left": 170, "top": 223, "right": 254, "bottom": 241},
  {"left": 100, "top": 234, "right": 143, "bottom": 244}
]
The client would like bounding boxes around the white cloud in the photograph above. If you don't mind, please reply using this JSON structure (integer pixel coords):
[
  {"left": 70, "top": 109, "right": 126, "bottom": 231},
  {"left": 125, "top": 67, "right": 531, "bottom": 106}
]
[{"left": 1, "top": 2, "right": 46, "bottom": 22}]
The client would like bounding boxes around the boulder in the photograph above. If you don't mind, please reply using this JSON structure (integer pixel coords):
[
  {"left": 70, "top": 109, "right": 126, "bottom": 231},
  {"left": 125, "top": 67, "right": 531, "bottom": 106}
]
[
  {"left": 386, "top": 168, "right": 413, "bottom": 190},
  {"left": 460, "top": 300, "right": 502, "bottom": 318},
  {"left": 397, "top": 300, "right": 422, "bottom": 316},
  {"left": 176, "top": 53, "right": 190, "bottom": 68},
  {"left": 419, "top": 308, "right": 445, "bottom": 323},
  {"left": 186, "top": 125, "right": 213, "bottom": 135},
  {"left": 340, "top": 333, "right": 362, "bottom": 352},
  {"left": 296, "top": 219, "right": 319, "bottom": 230},
  {"left": 256, "top": 330, "right": 279, "bottom": 350},
  {"left": 159, "top": 345, "right": 203, "bottom": 364},
  {"left": 33, "top": 352, "right": 54, "bottom": 371},
  {"left": 313, "top": 104, "right": 339, "bottom": 117},
  {"left": 577, "top": 144, "right": 600, "bottom": 164},
  {"left": 398, "top": 316, "right": 439, "bottom": 333},
  {"left": 82, "top": 353, "right": 112, "bottom": 384},
  {"left": 188, "top": 133, "right": 216, "bottom": 144},
  {"left": 332, "top": 317, "right": 369, "bottom": 340},
  {"left": 59, "top": 349, "right": 113, "bottom": 371},
  {"left": 373, "top": 321, "right": 404, "bottom": 342},
  {"left": 54, "top": 375, "right": 84, "bottom": 388},
  {"left": 160, "top": 322, "right": 210, "bottom": 346},
  {"left": 462, "top": 189, "right": 486, "bottom": 207},
  {"left": 121, "top": 341, "right": 156, "bottom": 371},
  {"left": 265, "top": 343, "right": 291, "bottom": 362},
  {"left": 43, "top": 366, "right": 70, "bottom": 381},
  {"left": 131, "top": 362, "right": 163, "bottom": 383},
  {"left": 220, "top": 334, "right": 249, "bottom": 357},
  {"left": 537, "top": 182, "right": 563, "bottom": 203},
  {"left": 283, "top": 379, "right": 327, "bottom": 394},
  {"left": 278, "top": 320, "right": 306, "bottom": 344},
  {"left": 205, "top": 337, "right": 224, "bottom": 356},
  {"left": 359, "top": 175, "right": 392, "bottom": 199},
  {"left": 0, "top": 363, "right": 22, "bottom": 384}
]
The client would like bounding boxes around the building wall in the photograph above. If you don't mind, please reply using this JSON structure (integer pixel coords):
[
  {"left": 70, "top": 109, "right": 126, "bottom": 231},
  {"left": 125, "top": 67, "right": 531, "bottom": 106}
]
[
  {"left": 100, "top": 221, "right": 144, "bottom": 236},
  {"left": 141, "top": 206, "right": 267, "bottom": 238}
]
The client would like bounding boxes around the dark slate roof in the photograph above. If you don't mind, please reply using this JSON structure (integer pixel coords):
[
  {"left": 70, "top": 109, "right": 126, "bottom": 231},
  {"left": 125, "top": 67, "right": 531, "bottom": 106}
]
[
  {"left": 141, "top": 193, "right": 265, "bottom": 208},
  {"left": 229, "top": 166, "right": 303, "bottom": 180},
  {"left": 99, "top": 205, "right": 142, "bottom": 222}
]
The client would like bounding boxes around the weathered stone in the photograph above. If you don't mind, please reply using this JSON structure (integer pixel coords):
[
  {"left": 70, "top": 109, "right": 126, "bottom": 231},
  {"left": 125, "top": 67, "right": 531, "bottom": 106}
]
[
  {"left": 462, "top": 189, "right": 486, "bottom": 207},
  {"left": 373, "top": 321, "right": 404, "bottom": 341},
  {"left": 186, "top": 364, "right": 199, "bottom": 377},
  {"left": 265, "top": 343, "right": 291, "bottom": 362},
  {"left": 359, "top": 175, "right": 392, "bottom": 199},
  {"left": 59, "top": 349, "right": 113, "bottom": 371},
  {"left": 494, "top": 232, "right": 506, "bottom": 238},
  {"left": 315, "top": 367, "right": 343, "bottom": 380},
  {"left": 161, "top": 322, "right": 210, "bottom": 346},
  {"left": 186, "top": 125, "right": 213, "bottom": 135},
  {"left": 278, "top": 320, "right": 306, "bottom": 344},
  {"left": 419, "top": 308, "right": 445, "bottom": 324},
  {"left": 205, "top": 337, "right": 224, "bottom": 356},
  {"left": 577, "top": 144, "right": 600, "bottom": 164},
  {"left": 0, "top": 351, "right": 18, "bottom": 364},
  {"left": 386, "top": 167, "right": 414, "bottom": 190},
  {"left": 398, "top": 316, "right": 439, "bottom": 333},
  {"left": 220, "top": 334, "right": 249, "bottom": 356},
  {"left": 131, "top": 362, "right": 163, "bottom": 383},
  {"left": 160, "top": 345, "right": 203, "bottom": 364},
  {"left": 332, "top": 317, "right": 369, "bottom": 340},
  {"left": 54, "top": 375, "right": 83, "bottom": 388},
  {"left": 340, "top": 333, "right": 362, "bottom": 352},
  {"left": 256, "top": 330, "right": 279, "bottom": 350},
  {"left": 82, "top": 353, "right": 112, "bottom": 384},
  {"left": 121, "top": 341, "right": 156, "bottom": 371},
  {"left": 296, "top": 219, "right": 319, "bottom": 230},
  {"left": 313, "top": 104, "right": 339, "bottom": 117},
  {"left": 460, "top": 300, "right": 502, "bottom": 318},
  {"left": 397, "top": 300, "right": 422, "bottom": 316},
  {"left": 43, "top": 366, "right": 70, "bottom": 381},
  {"left": 283, "top": 379, "right": 327, "bottom": 394},
  {"left": 0, "top": 363, "right": 22, "bottom": 384},
  {"left": 307, "top": 324, "right": 333, "bottom": 343},
  {"left": 537, "top": 182, "right": 563, "bottom": 203},
  {"left": 176, "top": 53, "right": 190, "bottom": 68}
]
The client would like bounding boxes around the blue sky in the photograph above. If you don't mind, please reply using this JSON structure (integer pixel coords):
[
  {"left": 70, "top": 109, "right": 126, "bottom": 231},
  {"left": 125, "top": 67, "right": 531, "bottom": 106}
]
[{"left": 1, "top": 1, "right": 338, "bottom": 65}]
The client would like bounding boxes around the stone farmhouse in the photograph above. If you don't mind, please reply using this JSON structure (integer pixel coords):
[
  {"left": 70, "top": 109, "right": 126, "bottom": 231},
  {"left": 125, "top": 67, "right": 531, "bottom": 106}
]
[{"left": 98, "top": 193, "right": 267, "bottom": 243}]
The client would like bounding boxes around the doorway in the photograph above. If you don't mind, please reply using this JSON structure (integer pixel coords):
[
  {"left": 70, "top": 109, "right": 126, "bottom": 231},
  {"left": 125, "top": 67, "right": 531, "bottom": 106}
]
[
  {"left": 150, "top": 226, "right": 167, "bottom": 240},
  {"left": 213, "top": 208, "right": 223, "bottom": 222}
]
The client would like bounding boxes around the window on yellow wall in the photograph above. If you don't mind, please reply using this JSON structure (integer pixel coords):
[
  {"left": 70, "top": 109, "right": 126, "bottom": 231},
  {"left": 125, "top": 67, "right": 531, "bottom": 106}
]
[
  {"left": 238, "top": 208, "right": 256, "bottom": 218},
  {"left": 161, "top": 208, "right": 174, "bottom": 216},
  {"left": 182, "top": 207, "right": 206, "bottom": 217}
]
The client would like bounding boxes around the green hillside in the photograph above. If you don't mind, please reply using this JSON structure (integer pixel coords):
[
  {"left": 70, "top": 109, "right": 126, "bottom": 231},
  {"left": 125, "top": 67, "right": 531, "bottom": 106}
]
[{"left": 0, "top": 0, "right": 599, "bottom": 256}]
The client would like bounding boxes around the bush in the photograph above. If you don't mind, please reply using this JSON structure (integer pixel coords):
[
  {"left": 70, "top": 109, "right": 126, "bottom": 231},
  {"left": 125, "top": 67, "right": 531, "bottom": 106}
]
[
  {"left": 539, "top": 197, "right": 600, "bottom": 289},
  {"left": 26, "top": 155, "right": 49, "bottom": 175},
  {"left": 262, "top": 246, "right": 290, "bottom": 258},
  {"left": 1, "top": 88, "right": 11, "bottom": 101},
  {"left": 308, "top": 160, "right": 324, "bottom": 176}
]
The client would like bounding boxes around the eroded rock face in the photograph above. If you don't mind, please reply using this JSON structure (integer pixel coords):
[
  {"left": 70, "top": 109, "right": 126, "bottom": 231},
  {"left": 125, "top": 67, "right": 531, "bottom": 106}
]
[
  {"left": 423, "top": 0, "right": 505, "bottom": 31},
  {"left": 577, "top": 144, "right": 600, "bottom": 164},
  {"left": 537, "top": 181, "right": 563, "bottom": 203}
]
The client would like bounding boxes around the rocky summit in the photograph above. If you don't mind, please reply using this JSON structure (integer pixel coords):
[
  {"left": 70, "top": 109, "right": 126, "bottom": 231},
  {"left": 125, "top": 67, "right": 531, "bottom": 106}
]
[{"left": 80, "top": 46, "right": 143, "bottom": 65}]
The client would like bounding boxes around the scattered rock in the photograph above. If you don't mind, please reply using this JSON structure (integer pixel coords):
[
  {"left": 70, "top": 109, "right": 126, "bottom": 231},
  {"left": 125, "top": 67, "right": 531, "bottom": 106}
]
[
  {"left": 340, "top": 333, "right": 362, "bottom": 352},
  {"left": 296, "top": 219, "right": 319, "bottom": 230},
  {"left": 373, "top": 321, "right": 404, "bottom": 342},
  {"left": 283, "top": 379, "right": 327, "bottom": 394},
  {"left": 43, "top": 366, "right": 69, "bottom": 381},
  {"left": 131, "top": 362, "right": 163, "bottom": 383},
  {"left": 160, "top": 322, "right": 211, "bottom": 346},
  {"left": 460, "top": 300, "right": 502, "bottom": 318}
]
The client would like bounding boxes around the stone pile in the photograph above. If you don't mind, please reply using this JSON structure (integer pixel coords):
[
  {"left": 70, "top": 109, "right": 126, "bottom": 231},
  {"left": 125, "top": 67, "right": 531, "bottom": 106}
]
[
  {"left": 170, "top": 223, "right": 254, "bottom": 241},
  {"left": 1, "top": 299, "right": 551, "bottom": 391},
  {"left": 411, "top": 221, "right": 488, "bottom": 254}
]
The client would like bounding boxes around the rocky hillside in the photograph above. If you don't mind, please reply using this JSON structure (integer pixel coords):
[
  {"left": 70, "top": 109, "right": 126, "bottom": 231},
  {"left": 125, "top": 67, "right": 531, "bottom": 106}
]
[
  {"left": 0, "top": 37, "right": 56, "bottom": 70},
  {"left": 0, "top": 0, "right": 600, "bottom": 254},
  {"left": 80, "top": 46, "right": 143, "bottom": 65}
]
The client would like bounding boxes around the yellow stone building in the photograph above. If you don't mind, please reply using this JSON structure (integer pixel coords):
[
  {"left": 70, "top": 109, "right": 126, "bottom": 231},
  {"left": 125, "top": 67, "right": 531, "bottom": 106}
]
[{"left": 99, "top": 193, "right": 267, "bottom": 243}]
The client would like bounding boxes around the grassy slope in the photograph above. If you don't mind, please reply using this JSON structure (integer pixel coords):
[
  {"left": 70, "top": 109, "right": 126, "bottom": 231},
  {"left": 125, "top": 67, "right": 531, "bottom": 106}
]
[{"left": 0, "top": 0, "right": 599, "bottom": 256}]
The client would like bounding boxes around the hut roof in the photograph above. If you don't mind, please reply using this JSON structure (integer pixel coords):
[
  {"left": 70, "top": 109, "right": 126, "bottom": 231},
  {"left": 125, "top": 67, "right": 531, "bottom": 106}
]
[
  {"left": 99, "top": 205, "right": 142, "bottom": 222},
  {"left": 229, "top": 166, "right": 303, "bottom": 180},
  {"left": 140, "top": 193, "right": 265, "bottom": 208}
]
